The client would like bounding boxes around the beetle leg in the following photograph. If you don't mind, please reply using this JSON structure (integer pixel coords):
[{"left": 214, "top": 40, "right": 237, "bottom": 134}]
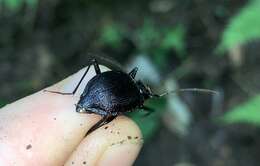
[
  {"left": 78, "top": 107, "right": 107, "bottom": 115},
  {"left": 43, "top": 64, "right": 92, "bottom": 95},
  {"left": 42, "top": 90, "right": 75, "bottom": 95},
  {"left": 44, "top": 59, "right": 101, "bottom": 95},
  {"left": 71, "top": 58, "right": 101, "bottom": 94},
  {"left": 140, "top": 106, "right": 155, "bottom": 116},
  {"left": 69, "top": 58, "right": 101, "bottom": 94},
  {"left": 128, "top": 67, "right": 138, "bottom": 79},
  {"left": 85, "top": 115, "right": 117, "bottom": 136},
  {"left": 92, "top": 59, "right": 101, "bottom": 75}
]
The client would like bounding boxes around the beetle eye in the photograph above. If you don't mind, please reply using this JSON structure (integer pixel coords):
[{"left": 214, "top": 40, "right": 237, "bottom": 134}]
[
  {"left": 76, "top": 104, "right": 86, "bottom": 113},
  {"left": 77, "top": 108, "right": 86, "bottom": 113}
]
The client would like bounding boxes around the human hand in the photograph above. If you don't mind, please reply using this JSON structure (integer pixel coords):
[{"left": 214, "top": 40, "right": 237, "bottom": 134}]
[{"left": 0, "top": 65, "right": 143, "bottom": 166}]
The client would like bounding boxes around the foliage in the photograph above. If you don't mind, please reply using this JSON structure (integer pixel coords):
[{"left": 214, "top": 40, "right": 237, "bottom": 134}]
[
  {"left": 135, "top": 20, "right": 186, "bottom": 55},
  {"left": 1, "top": 0, "right": 38, "bottom": 12},
  {"left": 217, "top": 0, "right": 260, "bottom": 53},
  {"left": 161, "top": 25, "right": 186, "bottom": 57},
  {"left": 128, "top": 98, "right": 166, "bottom": 140},
  {"left": 135, "top": 20, "right": 161, "bottom": 52},
  {"left": 0, "top": 100, "right": 7, "bottom": 108},
  {"left": 98, "top": 19, "right": 186, "bottom": 68},
  {"left": 134, "top": 20, "right": 186, "bottom": 68},
  {"left": 99, "top": 23, "right": 124, "bottom": 48},
  {"left": 221, "top": 95, "right": 260, "bottom": 126}
]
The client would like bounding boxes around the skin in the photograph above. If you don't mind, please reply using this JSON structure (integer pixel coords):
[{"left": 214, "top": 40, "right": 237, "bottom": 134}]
[{"left": 0, "top": 66, "right": 143, "bottom": 166}]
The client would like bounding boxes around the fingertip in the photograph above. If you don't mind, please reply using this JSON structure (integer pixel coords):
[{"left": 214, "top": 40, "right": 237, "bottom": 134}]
[
  {"left": 98, "top": 143, "right": 141, "bottom": 166},
  {"left": 64, "top": 116, "right": 143, "bottom": 166}
]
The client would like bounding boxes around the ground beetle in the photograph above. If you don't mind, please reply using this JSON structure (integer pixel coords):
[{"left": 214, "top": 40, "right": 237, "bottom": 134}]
[{"left": 45, "top": 59, "right": 216, "bottom": 134}]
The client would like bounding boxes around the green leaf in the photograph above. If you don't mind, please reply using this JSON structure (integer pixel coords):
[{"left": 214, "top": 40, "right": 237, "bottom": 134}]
[
  {"left": 128, "top": 98, "right": 166, "bottom": 141},
  {"left": 221, "top": 95, "right": 260, "bottom": 126},
  {"left": 4, "top": 0, "right": 22, "bottom": 11},
  {"left": 99, "top": 23, "right": 124, "bottom": 48},
  {"left": 161, "top": 25, "right": 186, "bottom": 57},
  {"left": 150, "top": 48, "right": 168, "bottom": 69},
  {"left": 217, "top": 0, "right": 260, "bottom": 53},
  {"left": 0, "top": 100, "right": 7, "bottom": 108},
  {"left": 3, "top": 0, "right": 38, "bottom": 11},
  {"left": 25, "top": 0, "right": 38, "bottom": 8},
  {"left": 136, "top": 19, "right": 161, "bottom": 51}
]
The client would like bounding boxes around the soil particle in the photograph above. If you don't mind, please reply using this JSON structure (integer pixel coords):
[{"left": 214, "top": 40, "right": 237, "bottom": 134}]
[{"left": 26, "top": 144, "right": 32, "bottom": 150}]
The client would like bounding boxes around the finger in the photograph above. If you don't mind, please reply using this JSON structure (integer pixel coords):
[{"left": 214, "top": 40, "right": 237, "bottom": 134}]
[
  {"left": 0, "top": 65, "right": 112, "bottom": 165},
  {"left": 64, "top": 116, "right": 143, "bottom": 166}
]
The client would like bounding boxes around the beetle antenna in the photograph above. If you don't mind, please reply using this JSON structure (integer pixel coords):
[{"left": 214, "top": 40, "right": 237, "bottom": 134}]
[{"left": 152, "top": 88, "right": 218, "bottom": 97}]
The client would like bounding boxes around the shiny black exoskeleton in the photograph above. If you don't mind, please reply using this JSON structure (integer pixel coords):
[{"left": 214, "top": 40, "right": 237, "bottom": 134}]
[{"left": 46, "top": 59, "right": 157, "bottom": 134}]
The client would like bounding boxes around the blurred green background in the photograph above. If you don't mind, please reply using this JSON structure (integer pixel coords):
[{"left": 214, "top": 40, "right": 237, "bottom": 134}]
[{"left": 1, "top": 0, "right": 260, "bottom": 165}]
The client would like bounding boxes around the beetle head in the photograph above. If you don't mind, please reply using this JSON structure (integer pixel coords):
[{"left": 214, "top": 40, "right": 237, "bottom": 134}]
[
  {"left": 75, "top": 104, "right": 87, "bottom": 113},
  {"left": 136, "top": 81, "right": 158, "bottom": 100}
]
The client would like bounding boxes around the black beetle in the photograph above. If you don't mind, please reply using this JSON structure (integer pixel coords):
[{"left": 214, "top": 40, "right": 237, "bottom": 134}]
[{"left": 45, "top": 59, "right": 216, "bottom": 134}]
